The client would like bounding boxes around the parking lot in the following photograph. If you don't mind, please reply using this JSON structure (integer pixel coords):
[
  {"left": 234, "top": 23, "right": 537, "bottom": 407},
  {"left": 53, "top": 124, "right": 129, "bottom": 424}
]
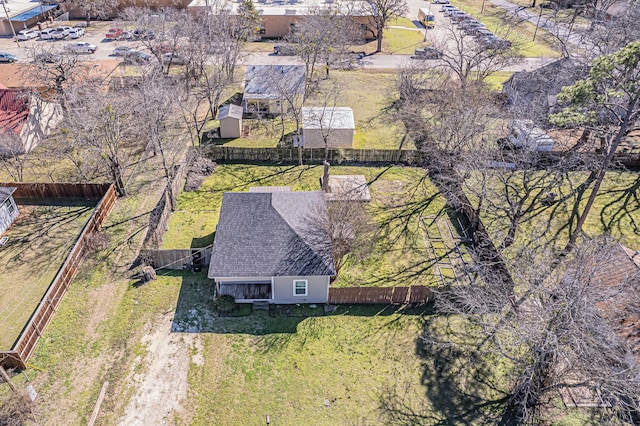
[{"left": 0, "top": 22, "right": 157, "bottom": 62}]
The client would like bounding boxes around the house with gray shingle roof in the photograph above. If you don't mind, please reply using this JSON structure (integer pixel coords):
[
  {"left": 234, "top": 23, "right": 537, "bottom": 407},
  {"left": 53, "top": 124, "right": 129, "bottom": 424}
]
[
  {"left": 208, "top": 188, "right": 336, "bottom": 303},
  {"left": 0, "top": 187, "right": 18, "bottom": 236},
  {"left": 242, "top": 65, "right": 306, "bottom": 115}
]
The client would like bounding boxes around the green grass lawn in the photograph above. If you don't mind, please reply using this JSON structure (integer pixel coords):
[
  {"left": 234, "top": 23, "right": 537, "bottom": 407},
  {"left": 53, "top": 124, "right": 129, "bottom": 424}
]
[
  {"left": 482, "top": 71, "right": 514, "bottom": 91},
  {"left": 0, "top": 202, "right": 95, "bottom": 350},
  {"left": 450, "top": 0, "right": 561, "bottom": 58},
  {"left": 467, "top": 171, "right": 640, "bottom": 257},
  {"left": 163, "top": 165, "right": 452, "bottom": 287},
  {"left": 165, "top": 271, "right": 432, "bottom": 425},
  {"left": 202, "top": 70, "right": 406, "bottom": 150}
]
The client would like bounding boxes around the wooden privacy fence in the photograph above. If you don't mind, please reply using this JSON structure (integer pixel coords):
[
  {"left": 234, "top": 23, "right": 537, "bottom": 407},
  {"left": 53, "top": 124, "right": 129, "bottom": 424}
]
[
  {"left": 328, "top": 286, "right": 432, "bottom": 305},
  {"left": 204, "top": 146, "right": 424, "bottom": 165},
  {"left": 6, "top": 182, "right": 113, "bottom": 199},
  {"left": 204, "top": 146, "right": 640, "bottom": 168},
  {"left": 141, "top": 247, "right": 213, "bottom": 270},
  {"left": 143, "top": 162, "right": 189, "bottom": 249},
  {"left": 0, "top": 183, "right": 117, "bottom": 370}
]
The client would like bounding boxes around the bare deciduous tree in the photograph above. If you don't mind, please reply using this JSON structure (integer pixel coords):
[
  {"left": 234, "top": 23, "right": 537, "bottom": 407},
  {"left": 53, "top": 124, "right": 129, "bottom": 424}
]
[
  {"left": 422, "top": 238, "right": 640, "bottom": 424},
  {"left": 64, "top": 81, "right": 139, "bottom": 196},
  {"left": 363, "top": 0, "right": 408, "bottom": 53},
  {"left": 426, "top": 21, "right": 521, "bottom": 88},
  {"left": 70, "top": 0, "right": 119, "bottom": 26},
  {"left": 285, "top": 7, "right": 360, "bottom": 83},
  {"left": 550, "top": 40, "right": 640, "bottom": 252},
  {"left": 0, "top": 131, "right": 29, "bottom": 182}
]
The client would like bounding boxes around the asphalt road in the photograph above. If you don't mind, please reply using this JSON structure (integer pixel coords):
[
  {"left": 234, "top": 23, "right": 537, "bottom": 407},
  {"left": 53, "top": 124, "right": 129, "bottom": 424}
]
[{"left": 0, "top": 8, "right": 557, "bottom": 74}]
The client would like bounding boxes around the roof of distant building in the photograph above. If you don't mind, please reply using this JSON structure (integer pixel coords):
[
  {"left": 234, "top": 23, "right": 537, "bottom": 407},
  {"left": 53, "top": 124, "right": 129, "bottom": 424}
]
[
  {"left": 0, "top": 187, "right": 17, "bottom": 205},
  {"left": 244, "top": 65, "right": 306, "bottom": 100},
  {"left": 217, "top": 104, "right": 244, "bottom": 120},
  {"left": 302, "top": 107, "right": 355, "bottom": 130}
]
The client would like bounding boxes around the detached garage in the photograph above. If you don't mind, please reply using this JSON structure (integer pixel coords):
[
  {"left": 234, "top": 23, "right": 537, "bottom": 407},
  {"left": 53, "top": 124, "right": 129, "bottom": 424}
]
[
  {"left": 301, "top": 107, "right": 354, "bottom": 149},
  {"left": 0, "top": 187, "right": 18, "bottom": 236}
]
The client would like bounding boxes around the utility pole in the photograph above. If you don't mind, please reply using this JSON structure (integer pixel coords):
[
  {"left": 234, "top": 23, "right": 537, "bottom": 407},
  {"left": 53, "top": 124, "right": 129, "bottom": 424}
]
[{"left": 1, "top": 2, "right": 20, "bottom": 48}]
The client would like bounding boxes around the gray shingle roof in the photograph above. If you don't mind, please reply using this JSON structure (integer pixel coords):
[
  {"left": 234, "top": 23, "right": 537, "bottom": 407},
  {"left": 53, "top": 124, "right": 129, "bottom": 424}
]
[
  {"left": 0, "top": 187, "right": 16, "bottom": 205},
  {"left": 302, "top": 107, "right": 355, "bottom": 130},
  {"left": 208, "top": 191, "right": 336, "bottom": 278},
  {"left": 218, "top": 104, "right": 243, "bottom": 120},
  {"left": 244, "top": 65, "right": 306, "bottom": 100}
]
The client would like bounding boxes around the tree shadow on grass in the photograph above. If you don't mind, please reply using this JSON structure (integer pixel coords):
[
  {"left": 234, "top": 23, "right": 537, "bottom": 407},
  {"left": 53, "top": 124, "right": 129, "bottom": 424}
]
[{"left": 378, "top": 316, "right": 514, "bottom": 425}]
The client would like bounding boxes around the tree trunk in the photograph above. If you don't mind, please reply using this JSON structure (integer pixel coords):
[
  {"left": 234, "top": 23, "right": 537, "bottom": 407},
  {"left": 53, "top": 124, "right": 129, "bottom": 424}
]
[
  {"left": 564, "top": 97, "right": 638, "bottom": 252},
  {"left": 111, "top": 161, "right": 127, "bottom": 197},
  {"left": 376, "top": 22, "right": 384, "bottom": 53}
]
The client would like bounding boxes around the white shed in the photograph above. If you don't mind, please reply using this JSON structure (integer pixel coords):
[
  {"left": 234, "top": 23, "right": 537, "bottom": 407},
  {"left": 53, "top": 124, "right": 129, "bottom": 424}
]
[
  {"left": 218, "top": 104, "right": 244, "bottom": 139},
  {"left": 302, "top": 107, "right": 355, "bottom": 149},
  {"left": 0, "top": 187, "right": 18, "bottom": 236}
]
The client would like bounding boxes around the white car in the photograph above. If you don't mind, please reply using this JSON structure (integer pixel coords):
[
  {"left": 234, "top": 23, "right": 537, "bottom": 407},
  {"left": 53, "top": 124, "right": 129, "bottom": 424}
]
[
  {"left": 112, "top": 46, "right": 133, "bottom": 56},
  {"left": 64, "top": 42, "right": 97, "bottom": 54},
  {"left": 68, "top": 28, "right": 85, "bottom": 39},
  {"left": 16, "top": 30, "right": 38, "bottom": 41},
  {"left": 39, "top": 28, "right": 55, "bottom": 40},
  {"left": 51, "top": 26, "right": 71, "bottom": 40},
  {"left": 161, "top": 52, "right": 187, "bottom": 65}
]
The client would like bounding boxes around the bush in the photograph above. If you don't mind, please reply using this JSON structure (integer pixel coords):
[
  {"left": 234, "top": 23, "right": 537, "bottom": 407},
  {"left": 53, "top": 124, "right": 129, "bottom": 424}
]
[
  {"left": 213, "top": 294, "right": 236, "bottom": 314},
  {"left": 185, "top": 156, "right": 216, "bottom": 192}
]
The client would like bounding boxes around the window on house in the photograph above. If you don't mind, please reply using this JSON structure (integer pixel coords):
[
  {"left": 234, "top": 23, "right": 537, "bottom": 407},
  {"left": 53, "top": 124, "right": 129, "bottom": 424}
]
[
  {"left": 293, "top": 279, "right": 307, "bottom": 296},
  {"left": 3, "top": 199, "right": 14, "bottom": 215}
]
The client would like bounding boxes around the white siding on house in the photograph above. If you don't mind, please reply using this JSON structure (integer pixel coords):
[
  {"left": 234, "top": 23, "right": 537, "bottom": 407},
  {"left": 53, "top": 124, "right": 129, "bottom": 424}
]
[
  {"left": 214, "top": 275, "right": 330, "bottom": 304},
  {"left": 0, "top": 195, "right": 18, "bottom": 235},
  {"left": 272, "top": 275, "right": 330, "bottom": 304}
]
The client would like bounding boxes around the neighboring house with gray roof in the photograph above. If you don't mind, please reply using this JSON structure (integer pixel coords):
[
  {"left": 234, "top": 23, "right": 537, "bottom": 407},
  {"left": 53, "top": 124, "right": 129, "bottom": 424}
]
[
  {"left": 208, "top": 189, "right": 336, "bottom": 304},
  {"left": 0, "top": 187, "right": 18, "bottom": 236},
  {"left": 242, "top": 65, "right": 306, "bottom": 115},
  {"left": 502, "top": 58, "right": 588, "bottom": 125}
]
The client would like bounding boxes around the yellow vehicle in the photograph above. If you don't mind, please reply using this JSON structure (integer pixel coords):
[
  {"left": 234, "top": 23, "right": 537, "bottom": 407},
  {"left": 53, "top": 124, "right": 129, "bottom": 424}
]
[{"left": 418, "top": 8, "right": 435, "bottom": 28}]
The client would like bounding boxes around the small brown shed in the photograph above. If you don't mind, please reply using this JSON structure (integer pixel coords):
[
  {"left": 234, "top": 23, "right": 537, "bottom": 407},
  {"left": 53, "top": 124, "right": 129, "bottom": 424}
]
[{"left": 217, "top": 104, "right": 244, "bottom": 139}]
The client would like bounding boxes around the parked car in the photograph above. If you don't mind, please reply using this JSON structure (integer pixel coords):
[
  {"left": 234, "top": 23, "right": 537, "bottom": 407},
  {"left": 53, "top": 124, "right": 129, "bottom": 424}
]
[
  {"left": 450, "top": 11, "right": 472, "bottom": 22},
  {"left": 433, "top": 0, "right": 450, "bottom": 3},
  {"left": 39, "top": 28, "right": 55, "bottom": 40},
  {"left": 412, "top": 46, "right": 443, "bottom": 59},
  {"left": 105, "top": 28, "right": 124, "bottom": 40},
  {"left": 161, "top": 52, "right": 187, "bottom": 65},
  {"left": 0, "top": 52, "right": 18, "bottom": 63},
  {"left": 16, "top": 29, "right": 38, "bottom": 41},
  {"left": 441, "top": 5, "right": 458, "bottom": 14},
  {"left": 474, "top": 28, "right": 494, "bottom": 38},
  {"left": 153, "top": 41, "right": 179, "bottom": 54},
  {"left": 274, "top": 44, "right": 296, "bottom": 55},
  {"left": 118, "top": 30, "right": 134, "bottom": 41},
  {"left": 133, "top": 29, "right": 156, "bottom": 40},
  {"left": 479, "top": 35, "right": 512, "bottom": 49},
  {"left": 51, "top": 26, "right": 71, "bottom": 40},
  {"left": 463, "top": 21, "right": 487, "bottom": 35},
  {"left": 64, "top": 42, "right": 98, "bottom": 53},
  {"left": 123, "top": 50, "right": 152, "bottom": 64},
  {"left": 73, "top": 22, "right": 88, "bottom": 28},
  {"left": 68, "top": 28, "right": 85, "bottom": 39},
  {"left": 112, "top": 46, "right": 133, "bottom": 56}
]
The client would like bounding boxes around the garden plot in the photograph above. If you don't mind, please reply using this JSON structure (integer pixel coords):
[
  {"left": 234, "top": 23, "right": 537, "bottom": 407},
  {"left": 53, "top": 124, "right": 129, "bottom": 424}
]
[{"left": 420, "top": 212, "right": 477, "bottom": 285}]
